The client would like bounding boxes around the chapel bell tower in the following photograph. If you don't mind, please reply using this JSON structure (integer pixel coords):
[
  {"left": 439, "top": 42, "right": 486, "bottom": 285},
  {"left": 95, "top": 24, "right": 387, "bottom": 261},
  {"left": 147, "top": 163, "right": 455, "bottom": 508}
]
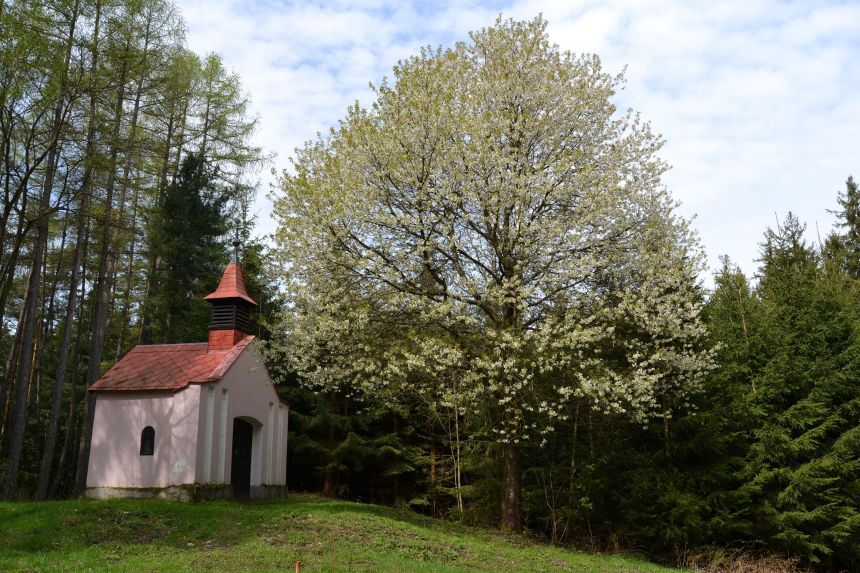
[{"left": 204, "top": 239, "right": 258, "bottom": 350}]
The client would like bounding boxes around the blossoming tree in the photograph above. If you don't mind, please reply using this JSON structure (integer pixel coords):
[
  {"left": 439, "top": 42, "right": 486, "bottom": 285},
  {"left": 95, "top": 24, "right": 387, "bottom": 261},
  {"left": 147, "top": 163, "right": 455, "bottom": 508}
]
[{"left": 273, "top": 16, "right": 713, "bottom": 532}]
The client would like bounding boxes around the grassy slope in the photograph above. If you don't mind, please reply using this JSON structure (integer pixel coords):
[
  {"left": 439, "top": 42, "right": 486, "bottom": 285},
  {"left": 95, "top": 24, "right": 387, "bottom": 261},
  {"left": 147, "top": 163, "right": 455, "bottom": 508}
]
[{"left": 0, "top": 494, "right": 682, "bottom": 572}]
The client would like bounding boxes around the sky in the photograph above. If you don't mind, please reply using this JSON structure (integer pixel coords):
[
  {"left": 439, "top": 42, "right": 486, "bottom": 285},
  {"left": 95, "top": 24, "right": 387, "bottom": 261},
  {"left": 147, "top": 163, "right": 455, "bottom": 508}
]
[{"left": 177, "top": 0, "right": 860, "bottom": 284}]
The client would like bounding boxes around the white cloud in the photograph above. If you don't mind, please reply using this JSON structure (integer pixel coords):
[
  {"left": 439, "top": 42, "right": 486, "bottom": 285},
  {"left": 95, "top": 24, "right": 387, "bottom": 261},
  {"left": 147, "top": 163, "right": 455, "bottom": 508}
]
[{"left": 176, "top": 0, "right": 860, "bottom": 284}]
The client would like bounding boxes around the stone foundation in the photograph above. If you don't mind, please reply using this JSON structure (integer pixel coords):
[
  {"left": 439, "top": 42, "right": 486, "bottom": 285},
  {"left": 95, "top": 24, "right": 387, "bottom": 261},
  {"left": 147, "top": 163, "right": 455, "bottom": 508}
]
[{"left": 84, "top": 484, "right": 288, "bottom": 501}]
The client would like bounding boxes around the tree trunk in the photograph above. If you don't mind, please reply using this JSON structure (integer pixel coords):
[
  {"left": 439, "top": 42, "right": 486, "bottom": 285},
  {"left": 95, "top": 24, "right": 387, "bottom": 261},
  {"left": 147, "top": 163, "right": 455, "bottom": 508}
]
[
  {"left": 41, "top": 207, "right": 69, "bottom": 343},
  {"left": 58, "top": 0, "right": 100, "bottom": 491},
  {"left": 169, "top": 94, "right": 189, "bottom": 185},
  {"left": 500, "top": 441, "right": 523, "bottom": 532},
  {"left": 452, "top": 405, "right": 463, "bottom": 513},
  {"left": 52, "top": 222, "right": 89, "bottom": 498},
  {"left": 36, "top": 164, "right": 87, "bottom": 499},
  {"left": 0, "top": 306, "right": 24, "bottom": 439},
  {"left": 138, "top": 100, "right": 177, "bottom": 344},
  {"left": 2, "top": 201, "right": 52, "bottom": 499},
  {"left": 0, "top": 0, "right": 79, "bottom": 490},
  {"left": 114, "top": 183, "right": 139, "bottom": 358},
  {"left": 0, "top": 158, "right": 35, "bottom": 339},
  {"left": 112, "top": 16, "right": 150, "bottom": 356},
  {"left": 0, "top": 227, "right": 28, "bottom": 324},
  {"left": 77, "top": 2, "right": 131, "bottom": 495},
  {"left": 140, "top": 68, "right": 192, "bottom": 340}
]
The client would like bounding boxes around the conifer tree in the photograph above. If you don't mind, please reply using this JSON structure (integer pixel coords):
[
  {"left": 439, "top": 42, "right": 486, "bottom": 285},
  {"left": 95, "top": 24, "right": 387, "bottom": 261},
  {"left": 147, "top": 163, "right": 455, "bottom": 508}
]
[
  {"left": 831, "top": 176, "right": 860, "bottom": 278},
  {"left": 735, "top": 214, "right": 860, "bottom": 567},
  {"left": 146, "top": 153, "right": 228, "bottom": 343}
]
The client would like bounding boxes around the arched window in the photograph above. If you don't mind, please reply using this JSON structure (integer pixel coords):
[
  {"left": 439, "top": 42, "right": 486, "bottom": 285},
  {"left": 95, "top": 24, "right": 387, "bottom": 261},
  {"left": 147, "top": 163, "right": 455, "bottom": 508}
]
[{"left": 140, "top": 426, "right": 155, "bottom": 456}]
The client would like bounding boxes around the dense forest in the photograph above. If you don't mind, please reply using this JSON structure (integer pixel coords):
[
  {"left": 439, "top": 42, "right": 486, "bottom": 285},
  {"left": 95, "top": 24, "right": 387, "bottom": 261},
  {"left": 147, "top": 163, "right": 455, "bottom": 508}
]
[
  {"left": 0, "top": 0, "right": 275, "bottom": 502},
  {"left": 1, "top": 4, "right": 857, "bottom": 573}
]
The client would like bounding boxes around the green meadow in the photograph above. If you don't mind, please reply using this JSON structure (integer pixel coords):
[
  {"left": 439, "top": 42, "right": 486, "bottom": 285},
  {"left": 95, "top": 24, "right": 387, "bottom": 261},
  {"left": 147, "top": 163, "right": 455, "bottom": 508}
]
[{"left": 0, "top": 494, "right": 680, "bottom": 572}]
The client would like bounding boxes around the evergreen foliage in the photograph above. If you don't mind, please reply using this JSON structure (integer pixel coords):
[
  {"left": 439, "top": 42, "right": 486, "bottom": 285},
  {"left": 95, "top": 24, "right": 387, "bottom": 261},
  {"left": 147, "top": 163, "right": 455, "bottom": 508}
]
[
  {"left": 147, "top": 154, "right": 228, "bottom": 343},
  {"left": 829, "top": 177, "right": 860, "bottom": 277},
  {"left": 277, "top": 375, "right": 426, "bottom": 505},
  {"left": 736, "top": 214, "right": 860, "bottom": 567}
]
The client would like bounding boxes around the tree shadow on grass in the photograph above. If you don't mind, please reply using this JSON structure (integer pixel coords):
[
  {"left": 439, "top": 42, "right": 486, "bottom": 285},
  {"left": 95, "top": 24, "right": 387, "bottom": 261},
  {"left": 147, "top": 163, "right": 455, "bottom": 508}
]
[
  {"left": 0, "top": 498, "right": 263, "bottom": 558},
  {"left": 0, "top": 502, "right": 77, "bottom": 552},
  {"left": 276, "top": 494, "right": 501, "bottom": 541}
]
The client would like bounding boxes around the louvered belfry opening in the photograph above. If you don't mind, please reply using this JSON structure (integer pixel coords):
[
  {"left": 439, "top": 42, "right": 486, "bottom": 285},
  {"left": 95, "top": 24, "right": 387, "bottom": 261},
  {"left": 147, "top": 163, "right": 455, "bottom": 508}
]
[
  {"left": 204, "top": 240, "right": 258, "bottom": 350},
  {"left": 209, "top": 298, "right": 252, "bottom": 332}
]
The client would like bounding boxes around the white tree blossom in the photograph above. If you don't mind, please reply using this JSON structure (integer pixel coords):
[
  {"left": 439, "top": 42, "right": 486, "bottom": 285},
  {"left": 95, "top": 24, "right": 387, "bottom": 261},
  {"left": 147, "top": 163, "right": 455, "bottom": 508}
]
[{"left": 272, "top": 16, "right": 714, "bottom": 530}]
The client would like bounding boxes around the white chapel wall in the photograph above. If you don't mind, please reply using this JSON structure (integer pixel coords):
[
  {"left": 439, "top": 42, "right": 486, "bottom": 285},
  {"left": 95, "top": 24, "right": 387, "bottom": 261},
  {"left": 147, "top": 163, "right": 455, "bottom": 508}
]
[
  {"left": 195, "top": 341, "right": 289, "bottom": 486},
  {"left": 87, "top": 388, "right": 201, "bottom": 489}
]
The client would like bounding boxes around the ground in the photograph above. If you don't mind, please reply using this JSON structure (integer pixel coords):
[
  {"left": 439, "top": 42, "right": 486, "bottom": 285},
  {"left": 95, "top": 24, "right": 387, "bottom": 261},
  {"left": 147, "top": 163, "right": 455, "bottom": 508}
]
[{"left": 0, "top": 494, "right": 682, "bottom": 572}]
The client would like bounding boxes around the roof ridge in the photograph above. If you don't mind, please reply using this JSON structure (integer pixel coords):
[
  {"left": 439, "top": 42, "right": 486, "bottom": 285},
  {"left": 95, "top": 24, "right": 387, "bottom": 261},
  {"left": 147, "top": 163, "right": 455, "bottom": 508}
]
[{"left": 135, "top": 342, "right": 208, "bottom": 348}]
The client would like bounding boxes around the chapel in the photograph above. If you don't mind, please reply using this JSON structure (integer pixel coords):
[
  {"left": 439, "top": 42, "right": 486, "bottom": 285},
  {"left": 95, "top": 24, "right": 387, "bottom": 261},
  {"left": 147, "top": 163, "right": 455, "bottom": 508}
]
[{"left": 84, "top": 242, "right": 288, "bottom": 500}]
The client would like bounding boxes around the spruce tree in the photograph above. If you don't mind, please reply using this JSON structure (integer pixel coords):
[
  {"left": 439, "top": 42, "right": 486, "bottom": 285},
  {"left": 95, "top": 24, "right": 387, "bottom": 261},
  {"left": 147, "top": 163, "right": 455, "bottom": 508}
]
[
  {"left": 832, "top": 177, "right": 860, "bottom": 278},
  {"left": 738, "top": 214, "right": 860, "bottom": 568},
  {"left": 147, "top": 153, "right": 229, "bottom": 343}
]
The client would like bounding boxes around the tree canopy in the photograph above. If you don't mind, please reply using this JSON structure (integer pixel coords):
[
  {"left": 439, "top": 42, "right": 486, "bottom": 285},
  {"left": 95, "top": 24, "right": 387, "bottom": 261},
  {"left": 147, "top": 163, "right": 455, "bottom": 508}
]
[{"left": 273, "top": 16, "right": 713, "bottom": 532}]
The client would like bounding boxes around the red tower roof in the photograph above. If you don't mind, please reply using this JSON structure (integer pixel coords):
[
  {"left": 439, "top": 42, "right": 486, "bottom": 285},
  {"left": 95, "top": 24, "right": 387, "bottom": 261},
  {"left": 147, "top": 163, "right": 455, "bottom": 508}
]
[{"left": 203, "top": 261, "right": 257, "bottom": 306}]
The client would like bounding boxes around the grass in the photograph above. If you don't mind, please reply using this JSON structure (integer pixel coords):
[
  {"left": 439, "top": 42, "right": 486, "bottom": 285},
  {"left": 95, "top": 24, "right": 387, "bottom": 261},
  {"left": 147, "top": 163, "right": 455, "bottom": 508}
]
[{"left": 0, "top": 494, "right": 682, "bottom": 572}]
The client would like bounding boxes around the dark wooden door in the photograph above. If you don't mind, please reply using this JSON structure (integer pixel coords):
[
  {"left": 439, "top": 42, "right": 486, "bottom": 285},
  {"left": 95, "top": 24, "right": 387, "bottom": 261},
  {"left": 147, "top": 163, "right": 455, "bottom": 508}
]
[{"left": 231, "top": 418, "right": 253, "bottom": 499}]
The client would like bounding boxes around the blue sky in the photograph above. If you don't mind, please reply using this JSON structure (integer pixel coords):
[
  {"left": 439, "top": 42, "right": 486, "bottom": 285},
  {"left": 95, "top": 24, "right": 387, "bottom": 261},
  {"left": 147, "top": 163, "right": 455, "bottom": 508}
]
[{"left": 178, "top": 0, "right": 860, "bottom": 284}]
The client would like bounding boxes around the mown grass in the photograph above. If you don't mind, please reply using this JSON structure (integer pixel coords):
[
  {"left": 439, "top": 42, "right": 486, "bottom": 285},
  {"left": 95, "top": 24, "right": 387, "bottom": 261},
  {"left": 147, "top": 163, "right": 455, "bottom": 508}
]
[{"left": 0, "top": 494, "right": 682, "bottom": 572}]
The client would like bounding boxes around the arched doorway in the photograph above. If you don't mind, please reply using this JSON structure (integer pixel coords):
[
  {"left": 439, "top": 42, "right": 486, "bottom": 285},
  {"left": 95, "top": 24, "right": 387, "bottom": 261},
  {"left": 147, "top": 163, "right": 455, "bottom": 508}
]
[{"left": 231, "top": 418, "right": 254, "bottom": 499}]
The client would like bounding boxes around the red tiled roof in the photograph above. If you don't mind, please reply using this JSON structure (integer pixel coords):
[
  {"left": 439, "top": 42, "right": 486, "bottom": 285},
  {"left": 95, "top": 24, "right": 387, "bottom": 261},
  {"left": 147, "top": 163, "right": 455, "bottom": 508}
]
[
  {"left": 203, "top": 262, "right": 257, "bottom": 306},
  {"left": 90, "top": 336, "right": 254, "bottom": 392}
]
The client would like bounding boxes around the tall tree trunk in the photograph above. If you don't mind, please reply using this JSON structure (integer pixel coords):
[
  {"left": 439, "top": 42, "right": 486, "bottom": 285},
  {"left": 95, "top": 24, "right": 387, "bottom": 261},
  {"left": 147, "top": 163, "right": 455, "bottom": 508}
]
[
  {"left": 449, "top": 399, "right": 463, "bottom": 514},
  {"left": 500, "top": 441, "right": 523, "bottom": 532},
  {"left": 115, "top": 183, "right": 139, "bottom": 358},
  {"left": 52, "top": 220, "right": 89, "bottom": 498},
  {"left": 0, "top": 163, "right": 37, "bottom": 335},
  {"left": 169, "top": 96, "right": 188, "bottom": 185},
  {"left": 0, "top": 110, "right": 15, "bottom": 258},
  {"left": 112, "top": 15, "right": 150, "bottom": 356},
  {"left": 1, "top": 0, "right": 79, "bottom": 493},
  {"left": 74, "top": 30, "right": 129, "bottom": 493},
  {"left": 2, "top": 199, "right": 53, "bottom": 499},
  {"left": 0, "top": 306, "right": 24, "bottom": 440},
  {"left": 0, "top": 218, "right": 31, "bottom": 332},
  {"left": 138, "top": 260, "right": 156, "bottom": 344},
  {"left": 0, "top": 76, "right": 71, "bottom": 321},
  {"left": 41, "top": 206, "right": 70, "bottom": 343},
  {"left": 36, "top": 163, "right": 88, "bottom": 499},
  {"left": 139, "top": 86, "right": 179, "bottom": 345}
]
